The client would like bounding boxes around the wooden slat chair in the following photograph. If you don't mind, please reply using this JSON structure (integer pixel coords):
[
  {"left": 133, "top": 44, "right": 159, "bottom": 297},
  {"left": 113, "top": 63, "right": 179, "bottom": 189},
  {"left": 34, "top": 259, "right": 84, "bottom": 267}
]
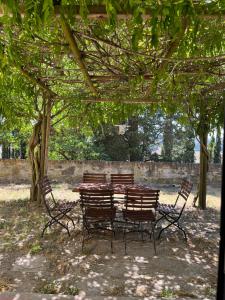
[
  {"left": 83, "top": 173, "right": 107, "bottom": 183},
  {"left": 156, "top": 179, "right": 193, "bottom": 240},
  {"left": 123, "top": 188, "right": 160, "bottom": 255},
  {"left": 79, "top": 188, "right": 116, "bottom": 253},
  {"left": 111, "top": 173, "right": 134, "bottom": 185},
  {"left": 111, "top": 173, "right": 134, "bottom": 203},
  {"left": 39, "top": 176, "right": 77, "bottom": 237}
]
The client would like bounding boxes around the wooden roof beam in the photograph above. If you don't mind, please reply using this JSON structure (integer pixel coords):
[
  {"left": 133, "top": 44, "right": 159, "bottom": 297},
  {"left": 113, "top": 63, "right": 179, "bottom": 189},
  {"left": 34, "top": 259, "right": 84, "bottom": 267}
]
[
  {"left": 0, "top": 5, "right": 224, "bottom": 18},
  {"left": 81, "top": 98, "right": 160, "bottom": 104},
  {"left": 55, "top": 5, "right": 225, "bottom": 19},
  {"left": 59, "top": 12, "right": 97, "bottom": 95}
]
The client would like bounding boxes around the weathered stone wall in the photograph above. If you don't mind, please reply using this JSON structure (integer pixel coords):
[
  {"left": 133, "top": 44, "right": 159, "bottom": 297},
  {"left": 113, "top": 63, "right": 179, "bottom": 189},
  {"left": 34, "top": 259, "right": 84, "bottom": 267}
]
[{"left": 0, "top": 159, "right": 222, "bottom": 186}]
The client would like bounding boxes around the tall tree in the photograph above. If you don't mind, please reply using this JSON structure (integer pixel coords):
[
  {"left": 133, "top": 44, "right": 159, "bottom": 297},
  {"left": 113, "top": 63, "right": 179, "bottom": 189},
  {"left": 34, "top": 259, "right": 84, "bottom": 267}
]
[
  {"left": 172, "top": 125, "right": 195, "bottom": 163},
  {"left": 183, "top": 127, "right": 195, "bottom": 163},
  {"left": 208, "top": 134, "right": 216, "bottom": 163},
  {"left": 161, "top": 117, "right": 173, "bottom": 162}
]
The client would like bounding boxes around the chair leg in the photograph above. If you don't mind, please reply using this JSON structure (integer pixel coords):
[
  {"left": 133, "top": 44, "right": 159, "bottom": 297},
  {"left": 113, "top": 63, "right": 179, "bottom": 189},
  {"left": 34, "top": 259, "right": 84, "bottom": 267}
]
[
  {"left": 124, "top": 228, "right": 127, "bottom": 255},
  {"left": 152, "top": 224, "right": 157, "bottom": 255},
  {"left": 65, "top": 214, "right": 76, "bottom": 228},
  {"left": 154, "top": 215, "right": 164, "bottom": 228},
  {"left": 41, "top": 219, "right": 56, "bottom": 237},
  {"left": 158, "top": 219, "right": 177, "bottom": 240},
  {"left": 41, "top": 222, "right": 50, "bottom": 237},
  {"left": 81, "top": 227, "right": 85, "bottom": 252},
  {"left": 56, "top": 219, "right": 71, "bottom": 236},
  {"left": 141, "top": 223, "right": 144, "bottom": 241},
  {"left": 110, "top": 221, "right": 114, "bottom": 254},
  {"left": 82, "top": 236, "right": 85, "bottom": 252},
  {"left": 176, "top": 222, "right": 187, "bottom": 240}
]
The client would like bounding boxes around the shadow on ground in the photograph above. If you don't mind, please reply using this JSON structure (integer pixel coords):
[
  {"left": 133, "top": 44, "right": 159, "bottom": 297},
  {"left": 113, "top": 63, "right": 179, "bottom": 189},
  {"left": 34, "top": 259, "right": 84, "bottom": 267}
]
[{"left": 0, "top": 192, "right": 220, "bottom": 299}]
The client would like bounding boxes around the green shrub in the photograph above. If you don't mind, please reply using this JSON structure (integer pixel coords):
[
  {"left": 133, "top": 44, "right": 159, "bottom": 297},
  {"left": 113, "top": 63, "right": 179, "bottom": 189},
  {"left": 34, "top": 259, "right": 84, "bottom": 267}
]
[
  {"left": 160, "top": 288, "right": 174, "bottom": 298},
  {"left": 66, "top": 286, "right": 80, "bottom": 295},
  {"left": 30, "top": 242, "right": 42, "bottom": 255}
]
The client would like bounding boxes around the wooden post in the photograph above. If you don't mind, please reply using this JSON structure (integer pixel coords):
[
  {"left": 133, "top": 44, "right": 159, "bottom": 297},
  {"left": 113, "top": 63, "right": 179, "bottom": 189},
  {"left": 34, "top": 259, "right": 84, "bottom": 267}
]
[
  {"left": 216, "top": 105, "right": 225, "bottom": 299},
  {"left": 41, "top": 98, "right": 52, "bottom": 177},
  {"left": 199, "top": 130, "right": 208, "bottom": 209},
  {"left": 40, "top": 98, "right": 52, "bottom": 181}
]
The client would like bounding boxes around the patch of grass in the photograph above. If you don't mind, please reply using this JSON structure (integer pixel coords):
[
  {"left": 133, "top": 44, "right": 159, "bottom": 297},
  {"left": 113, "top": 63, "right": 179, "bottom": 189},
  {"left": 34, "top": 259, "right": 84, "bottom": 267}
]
[
  {"left": 38, "top": 282, "right": 58, "bottom": 294},
  {"left": 30, "top": 241, "right": 42, "bottom": 255},
  {"left": 66, "top": 286, "right": 80, "bottom": 296},
  {"left": 104, "top": 284, "right": 125, "bottom": 296},
  {"left": 0, "top": 219, "right": 6, "bottom": 229},
  {"left": 205, "top": 286, "right": 216, "bottom": 297},
  {"left": 160, "top": 288, "right": 175, "bottom": 298}
]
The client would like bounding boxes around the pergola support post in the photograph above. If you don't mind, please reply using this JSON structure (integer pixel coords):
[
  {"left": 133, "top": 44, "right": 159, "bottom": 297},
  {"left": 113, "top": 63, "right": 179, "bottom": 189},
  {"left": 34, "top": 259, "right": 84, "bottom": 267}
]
[
  {"left": 199, "top": 130, "right": 208, "bottom": 209},
  {"left": 217, "top": 104, "right": 225, "bottom": 299}
]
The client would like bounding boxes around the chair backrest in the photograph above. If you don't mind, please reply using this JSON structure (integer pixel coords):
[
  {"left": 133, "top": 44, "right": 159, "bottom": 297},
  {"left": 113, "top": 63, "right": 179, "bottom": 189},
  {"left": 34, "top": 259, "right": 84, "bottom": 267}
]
[
  {"left": 174, "top": 179, "right": 193, "bottom": 208},
  {"left": 39, "top": 176, "right": 56, "bottom": 212},
  {"left": 125, "top": 188, "right": 160, "bottom": 211},
  {"left": 83, "top": 173, "right": 107, "bottom": 183},
  {"left": 111, "top": 174, "right": 134, "bottom": 185},
  {"left": 79, "top": 189, "right": 115, "bottom": 219}
]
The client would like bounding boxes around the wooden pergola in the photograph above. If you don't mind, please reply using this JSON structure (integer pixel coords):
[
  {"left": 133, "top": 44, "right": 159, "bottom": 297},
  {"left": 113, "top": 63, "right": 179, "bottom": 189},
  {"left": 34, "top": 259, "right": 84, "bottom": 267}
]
[{"left": 0, "top": 3, "right": 225, "bottom": 297}]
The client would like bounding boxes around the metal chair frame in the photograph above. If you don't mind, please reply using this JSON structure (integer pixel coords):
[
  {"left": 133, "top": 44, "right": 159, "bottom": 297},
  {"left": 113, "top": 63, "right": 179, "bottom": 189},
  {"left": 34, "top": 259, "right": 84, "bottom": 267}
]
[
  {"left": 40, "top": 176, "right": 77, "bottom": 237},
  {"left": 79, "top": 188, "right": 116, "bottom": 253},
  {"left": 156, "top": 180, "right": 193, "bottom": 240},
  {"left": 123, "top": 188, "right": 160, "bottom": 255}
]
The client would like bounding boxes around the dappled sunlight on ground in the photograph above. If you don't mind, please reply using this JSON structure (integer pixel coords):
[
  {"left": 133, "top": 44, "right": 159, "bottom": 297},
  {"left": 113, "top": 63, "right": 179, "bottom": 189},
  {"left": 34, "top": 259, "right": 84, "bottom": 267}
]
[{"left": 0, "top": 184, "right": 220, "bottom": 299}]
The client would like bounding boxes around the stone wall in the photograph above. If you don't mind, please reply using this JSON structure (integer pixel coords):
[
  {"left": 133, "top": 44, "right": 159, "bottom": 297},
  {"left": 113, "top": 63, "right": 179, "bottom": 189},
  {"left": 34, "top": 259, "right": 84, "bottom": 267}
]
[{"left": 0, "top": 159, "right": 222, "bottom": 186}]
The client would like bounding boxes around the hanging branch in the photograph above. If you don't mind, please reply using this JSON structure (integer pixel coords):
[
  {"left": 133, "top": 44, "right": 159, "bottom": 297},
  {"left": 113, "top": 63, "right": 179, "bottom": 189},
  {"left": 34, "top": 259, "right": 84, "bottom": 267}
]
[
  {"left": 146, "top": 18, "right": 189, "bottom": 96},
  {"left": 201, "top": 81, "right": 225, "bottom": 95},
  {"left": 74, "top": 30, "right": 225, "bottom": 62},
  {"left": 59, "top": 13, "right": 97, "bottom": 95},
  {"left": 19, "top": 66, "right": 57, "bottom": 99}
]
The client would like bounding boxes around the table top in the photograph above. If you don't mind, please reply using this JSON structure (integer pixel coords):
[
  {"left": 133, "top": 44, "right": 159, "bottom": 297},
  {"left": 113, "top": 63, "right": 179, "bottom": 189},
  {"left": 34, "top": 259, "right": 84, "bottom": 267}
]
[{"left": 72, "top": 183, "right": 153, "bottom": 194}]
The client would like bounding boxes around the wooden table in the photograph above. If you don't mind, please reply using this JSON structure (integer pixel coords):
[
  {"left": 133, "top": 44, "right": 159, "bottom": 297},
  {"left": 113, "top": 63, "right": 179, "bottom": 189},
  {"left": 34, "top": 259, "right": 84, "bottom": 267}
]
[{"left": 72, "top": 183, "right": 153, "bottom": 194}]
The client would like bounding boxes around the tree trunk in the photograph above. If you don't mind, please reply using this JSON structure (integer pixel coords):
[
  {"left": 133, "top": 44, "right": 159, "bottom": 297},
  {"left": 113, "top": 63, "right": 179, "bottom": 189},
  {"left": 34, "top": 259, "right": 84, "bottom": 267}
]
[
  {"left": 199, "top": 130, "right": 208, "bottom": 209},
  {"left": 29, "top": 99, "right": 52, "bottom": 202}
]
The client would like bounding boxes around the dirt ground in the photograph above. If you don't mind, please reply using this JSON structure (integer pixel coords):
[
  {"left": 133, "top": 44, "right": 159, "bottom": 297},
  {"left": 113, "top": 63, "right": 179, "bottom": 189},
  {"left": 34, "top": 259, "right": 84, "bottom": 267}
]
[{"left": 0, "top": 184, "right": 220, "bottom": 299}]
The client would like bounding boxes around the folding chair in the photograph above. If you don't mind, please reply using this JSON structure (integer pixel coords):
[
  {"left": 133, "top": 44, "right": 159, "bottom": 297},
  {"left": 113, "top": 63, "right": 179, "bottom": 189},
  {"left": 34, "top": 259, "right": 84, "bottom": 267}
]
[
  {"left": 79, "top": 188, "right": 116, "bottom": 253},
  {"left": 123, "top": 188, "right": 160, "bottom": 255},
  {"left": 156, "top": 179, "right": 193, "bottom": 240},
  {"left": 83, "top": 173, "right": 107, "bottom": 183},
  {"left": 111, "top": 173, "right": 134, "bottom": 203},
  {"left": 39, "top": 176, "right": 77, "bottom": 237},
  {"left": 111, "top": 174, "right": 134, "bottom": 185}
]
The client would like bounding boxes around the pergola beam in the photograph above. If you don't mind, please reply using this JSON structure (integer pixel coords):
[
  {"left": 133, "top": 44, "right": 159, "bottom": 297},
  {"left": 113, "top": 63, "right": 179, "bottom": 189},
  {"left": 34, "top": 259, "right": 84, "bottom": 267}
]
[
  {"left": 59, "top": 13, "right": 97, "bottom": 95},
  {"left": 55, "top": 5, "right": 225, "bottom": 19},
  {"left": 81, "top": 98, "right": 160, "bottom": 104},
  {"left": 0, "top": 5, "right": 224, "bottom": 18}
]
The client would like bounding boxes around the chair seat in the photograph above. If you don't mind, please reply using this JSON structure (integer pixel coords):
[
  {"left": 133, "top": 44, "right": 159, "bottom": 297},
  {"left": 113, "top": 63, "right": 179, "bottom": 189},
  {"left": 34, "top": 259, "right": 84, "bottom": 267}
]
[
  {"left": 157, "top": 203, "right": 178, "bottom": 214},
  {"left": 54, "top": 201, "right": 77, "bottom": 211},
  {"left": 85, "top": 207, "right": 116, "bottom": 220},
  {"left": 123, "top": 210, "right": 155, "bottom": 222}
]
